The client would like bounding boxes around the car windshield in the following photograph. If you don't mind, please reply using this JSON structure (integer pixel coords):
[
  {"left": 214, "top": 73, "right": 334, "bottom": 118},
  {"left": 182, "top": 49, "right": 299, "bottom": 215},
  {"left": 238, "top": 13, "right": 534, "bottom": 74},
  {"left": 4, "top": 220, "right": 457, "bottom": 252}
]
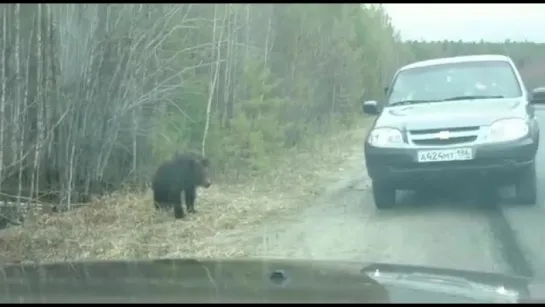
[
  {"left": 2, "top": 3, "right": 545, "bottom": 304},
  {"left": 387, "top": 60, "right": 523, "bottom": 105}
]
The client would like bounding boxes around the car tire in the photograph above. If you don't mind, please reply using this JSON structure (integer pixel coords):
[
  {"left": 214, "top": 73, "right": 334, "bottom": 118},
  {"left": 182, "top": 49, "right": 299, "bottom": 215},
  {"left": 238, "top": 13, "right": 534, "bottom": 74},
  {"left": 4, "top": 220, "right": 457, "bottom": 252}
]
[
  {"left": 372, "top": 180, "right": 396, "bottom": 209},
  {"left": 514, "top": 162, "right": 537, "bottom": 205}
]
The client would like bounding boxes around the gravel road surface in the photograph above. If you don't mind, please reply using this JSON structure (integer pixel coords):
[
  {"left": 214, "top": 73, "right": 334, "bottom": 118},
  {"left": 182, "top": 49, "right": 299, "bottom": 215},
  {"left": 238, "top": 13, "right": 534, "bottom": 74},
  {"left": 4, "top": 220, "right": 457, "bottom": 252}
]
[{"left": 250, "top": 151, "right": 509, "bottom": 274}]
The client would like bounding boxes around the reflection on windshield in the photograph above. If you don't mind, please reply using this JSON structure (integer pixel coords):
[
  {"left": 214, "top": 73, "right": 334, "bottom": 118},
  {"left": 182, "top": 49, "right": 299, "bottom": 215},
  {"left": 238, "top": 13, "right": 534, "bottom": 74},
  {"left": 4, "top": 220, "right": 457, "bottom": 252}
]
[{"left": 388, "top": 61, "right": 523, "bottom": 104}]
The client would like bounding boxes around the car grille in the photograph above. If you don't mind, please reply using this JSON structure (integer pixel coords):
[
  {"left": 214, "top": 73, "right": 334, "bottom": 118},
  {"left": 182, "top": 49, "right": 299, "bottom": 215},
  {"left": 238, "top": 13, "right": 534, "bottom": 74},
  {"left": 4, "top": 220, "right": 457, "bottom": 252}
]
[{"left": 408, "top": 126, "right": 480, "bottom": 146}]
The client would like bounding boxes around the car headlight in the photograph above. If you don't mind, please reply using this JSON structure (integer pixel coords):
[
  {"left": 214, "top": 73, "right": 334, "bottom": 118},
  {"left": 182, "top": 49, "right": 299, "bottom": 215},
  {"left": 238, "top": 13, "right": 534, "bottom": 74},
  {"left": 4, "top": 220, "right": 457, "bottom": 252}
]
[
  {"left": 487, "top": 118, "right": 529, "bottom": 143},
  {"left": 368, "top": 127, "right": 403, "bottom": 147}
]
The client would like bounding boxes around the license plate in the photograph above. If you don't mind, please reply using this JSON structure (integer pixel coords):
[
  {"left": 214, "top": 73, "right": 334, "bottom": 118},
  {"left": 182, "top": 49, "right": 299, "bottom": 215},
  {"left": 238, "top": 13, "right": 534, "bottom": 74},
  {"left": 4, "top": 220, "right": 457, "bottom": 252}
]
[{"left": 417, "top": 148, "right": 473, "bottom": 163}]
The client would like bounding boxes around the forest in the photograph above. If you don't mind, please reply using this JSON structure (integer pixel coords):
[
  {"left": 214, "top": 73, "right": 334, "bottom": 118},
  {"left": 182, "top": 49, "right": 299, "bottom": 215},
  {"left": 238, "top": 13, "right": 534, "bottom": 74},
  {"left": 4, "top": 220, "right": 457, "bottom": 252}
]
[{"left": 0, "top": 3, "right": 544, "bottom": 210}]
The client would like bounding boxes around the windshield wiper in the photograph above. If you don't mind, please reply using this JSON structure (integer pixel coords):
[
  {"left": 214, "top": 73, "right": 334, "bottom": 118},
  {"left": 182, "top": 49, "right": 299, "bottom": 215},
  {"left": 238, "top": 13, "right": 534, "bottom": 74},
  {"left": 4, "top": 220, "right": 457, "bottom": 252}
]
[
  {"left": 440, "top": 95, "right": 504, "bottom": 102},
  {"left": 389, "top": 99, "right": 436, "bottom": 106}
]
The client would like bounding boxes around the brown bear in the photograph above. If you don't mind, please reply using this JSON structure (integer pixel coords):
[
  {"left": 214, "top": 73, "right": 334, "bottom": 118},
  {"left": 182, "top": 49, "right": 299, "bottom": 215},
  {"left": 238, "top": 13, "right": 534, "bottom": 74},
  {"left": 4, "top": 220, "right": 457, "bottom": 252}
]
[{"left": 151, "top": 152, "right": 212, "bottom": 219}]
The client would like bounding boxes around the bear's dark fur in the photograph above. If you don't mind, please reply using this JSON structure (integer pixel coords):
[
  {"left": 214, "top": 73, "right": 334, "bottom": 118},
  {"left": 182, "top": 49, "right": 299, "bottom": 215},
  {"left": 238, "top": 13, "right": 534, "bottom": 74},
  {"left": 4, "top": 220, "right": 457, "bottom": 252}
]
[{"left": 151, "top": 152, "right": 212, "bottom": 219}]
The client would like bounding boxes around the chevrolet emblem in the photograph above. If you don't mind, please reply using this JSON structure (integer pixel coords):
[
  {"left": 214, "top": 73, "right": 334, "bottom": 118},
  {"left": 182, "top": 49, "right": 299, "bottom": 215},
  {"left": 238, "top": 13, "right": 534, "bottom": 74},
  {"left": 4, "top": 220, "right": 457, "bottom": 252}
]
[{"left": 437, "top": 131, "right": 450, "bottom": 140}]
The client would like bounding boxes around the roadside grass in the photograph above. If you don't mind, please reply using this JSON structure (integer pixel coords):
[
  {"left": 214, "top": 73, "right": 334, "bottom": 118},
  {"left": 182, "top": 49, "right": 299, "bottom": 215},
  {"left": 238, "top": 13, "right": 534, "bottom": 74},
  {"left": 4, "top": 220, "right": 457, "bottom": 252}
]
[{"left": 0, "top": 119, "right": 372, "bottom": 264}]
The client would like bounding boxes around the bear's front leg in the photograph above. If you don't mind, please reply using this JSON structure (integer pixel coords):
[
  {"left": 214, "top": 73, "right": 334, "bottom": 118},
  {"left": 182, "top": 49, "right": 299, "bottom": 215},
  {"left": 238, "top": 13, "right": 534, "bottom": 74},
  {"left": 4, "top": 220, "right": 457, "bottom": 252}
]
[{"left": 185, "top": 187, "right": 198, "bottom": 214}]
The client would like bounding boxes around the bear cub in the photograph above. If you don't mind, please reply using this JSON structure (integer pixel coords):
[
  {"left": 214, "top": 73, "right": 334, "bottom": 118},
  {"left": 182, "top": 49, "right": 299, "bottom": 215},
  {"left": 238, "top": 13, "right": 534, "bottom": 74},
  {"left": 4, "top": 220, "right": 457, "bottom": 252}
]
[{"left": 152, "top": 152, "right": 212, "bottom": 219}]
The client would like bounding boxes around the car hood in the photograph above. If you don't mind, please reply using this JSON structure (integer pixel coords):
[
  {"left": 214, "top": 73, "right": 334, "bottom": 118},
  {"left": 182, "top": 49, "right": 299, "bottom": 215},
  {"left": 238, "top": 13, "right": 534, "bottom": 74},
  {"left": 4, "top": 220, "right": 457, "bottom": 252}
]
[
  {"left": 376, "top": 98, "right": 527, "bottom": 130},
  {"left": 0, "top": 257, "right": 532, "bottom": 303}
]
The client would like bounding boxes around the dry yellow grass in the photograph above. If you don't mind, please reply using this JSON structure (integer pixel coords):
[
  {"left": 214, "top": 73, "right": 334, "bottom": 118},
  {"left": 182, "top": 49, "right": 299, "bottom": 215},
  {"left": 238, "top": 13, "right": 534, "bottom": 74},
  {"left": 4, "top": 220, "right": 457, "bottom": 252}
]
[{"left": 0, "top": 122, "right": 371, "bottom": 264}]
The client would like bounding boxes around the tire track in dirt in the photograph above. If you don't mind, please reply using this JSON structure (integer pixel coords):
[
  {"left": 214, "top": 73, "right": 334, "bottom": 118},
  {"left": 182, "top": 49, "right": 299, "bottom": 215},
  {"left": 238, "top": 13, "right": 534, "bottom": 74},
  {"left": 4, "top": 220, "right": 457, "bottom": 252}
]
[{"left": 488, "top": 204, "right": 533, "bottom": 277}]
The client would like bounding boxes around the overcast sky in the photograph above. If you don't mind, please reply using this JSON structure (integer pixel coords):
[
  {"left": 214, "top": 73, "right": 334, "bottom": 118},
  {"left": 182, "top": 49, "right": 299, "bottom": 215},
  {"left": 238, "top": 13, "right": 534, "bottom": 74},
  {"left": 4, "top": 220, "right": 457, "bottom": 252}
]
[{"left": 383, "top": 4, "right": 545, "bottom": 42}]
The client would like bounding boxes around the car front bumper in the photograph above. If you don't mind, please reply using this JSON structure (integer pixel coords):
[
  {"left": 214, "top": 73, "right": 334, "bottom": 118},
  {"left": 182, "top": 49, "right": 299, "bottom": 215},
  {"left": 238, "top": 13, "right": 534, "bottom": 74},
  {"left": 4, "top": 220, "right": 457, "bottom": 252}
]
[{"left": 364, "top": 137, "right": 538, "bottom": 189}]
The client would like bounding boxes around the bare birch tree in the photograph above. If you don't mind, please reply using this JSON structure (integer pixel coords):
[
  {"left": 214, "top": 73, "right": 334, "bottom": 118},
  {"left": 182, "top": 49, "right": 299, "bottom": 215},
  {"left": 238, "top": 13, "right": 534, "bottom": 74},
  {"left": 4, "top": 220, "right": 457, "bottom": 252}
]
[{"left": 202, "top": 5, "right": 227, "bottom": 156}]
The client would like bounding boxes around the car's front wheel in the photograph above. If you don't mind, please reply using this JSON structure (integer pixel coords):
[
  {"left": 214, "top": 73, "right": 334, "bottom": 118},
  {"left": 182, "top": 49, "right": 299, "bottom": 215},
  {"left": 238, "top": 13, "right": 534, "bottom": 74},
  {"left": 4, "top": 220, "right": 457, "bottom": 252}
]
[
  {"left": 514, "top": 161, "right": 537, "bottom": 205},
  {"left": 372, "top": 180, "right": 396, "bottom": 209}
]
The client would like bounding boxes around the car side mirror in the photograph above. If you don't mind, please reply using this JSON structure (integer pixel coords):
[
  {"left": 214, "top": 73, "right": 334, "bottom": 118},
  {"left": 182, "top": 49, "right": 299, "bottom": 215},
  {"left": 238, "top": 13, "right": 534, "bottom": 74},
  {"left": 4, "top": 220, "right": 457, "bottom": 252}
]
[
  {"left": 362, "top": 100, "right": 379, "bottom": 115},
  {"left": 530, "top": 87, "right": 545, "bottom": 104}
]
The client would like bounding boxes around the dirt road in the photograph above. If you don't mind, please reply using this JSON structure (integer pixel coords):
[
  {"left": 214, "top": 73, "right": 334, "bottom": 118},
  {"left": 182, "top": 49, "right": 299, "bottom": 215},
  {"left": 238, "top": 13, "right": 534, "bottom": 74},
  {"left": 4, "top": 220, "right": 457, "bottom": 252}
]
[{"left": 209, "top": 143, "right": 515, "bottom": 275}]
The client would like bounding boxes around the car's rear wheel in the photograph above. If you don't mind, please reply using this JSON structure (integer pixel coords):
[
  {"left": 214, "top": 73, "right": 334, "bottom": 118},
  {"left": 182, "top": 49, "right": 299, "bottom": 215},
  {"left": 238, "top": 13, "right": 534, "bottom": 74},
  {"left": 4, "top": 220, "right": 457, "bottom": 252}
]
[
  {"left": 372, "top": 180, "right": 396, "bottom": 209},
  {"left": 514, "top": 161, "right": 537, "bottom": 205}
]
